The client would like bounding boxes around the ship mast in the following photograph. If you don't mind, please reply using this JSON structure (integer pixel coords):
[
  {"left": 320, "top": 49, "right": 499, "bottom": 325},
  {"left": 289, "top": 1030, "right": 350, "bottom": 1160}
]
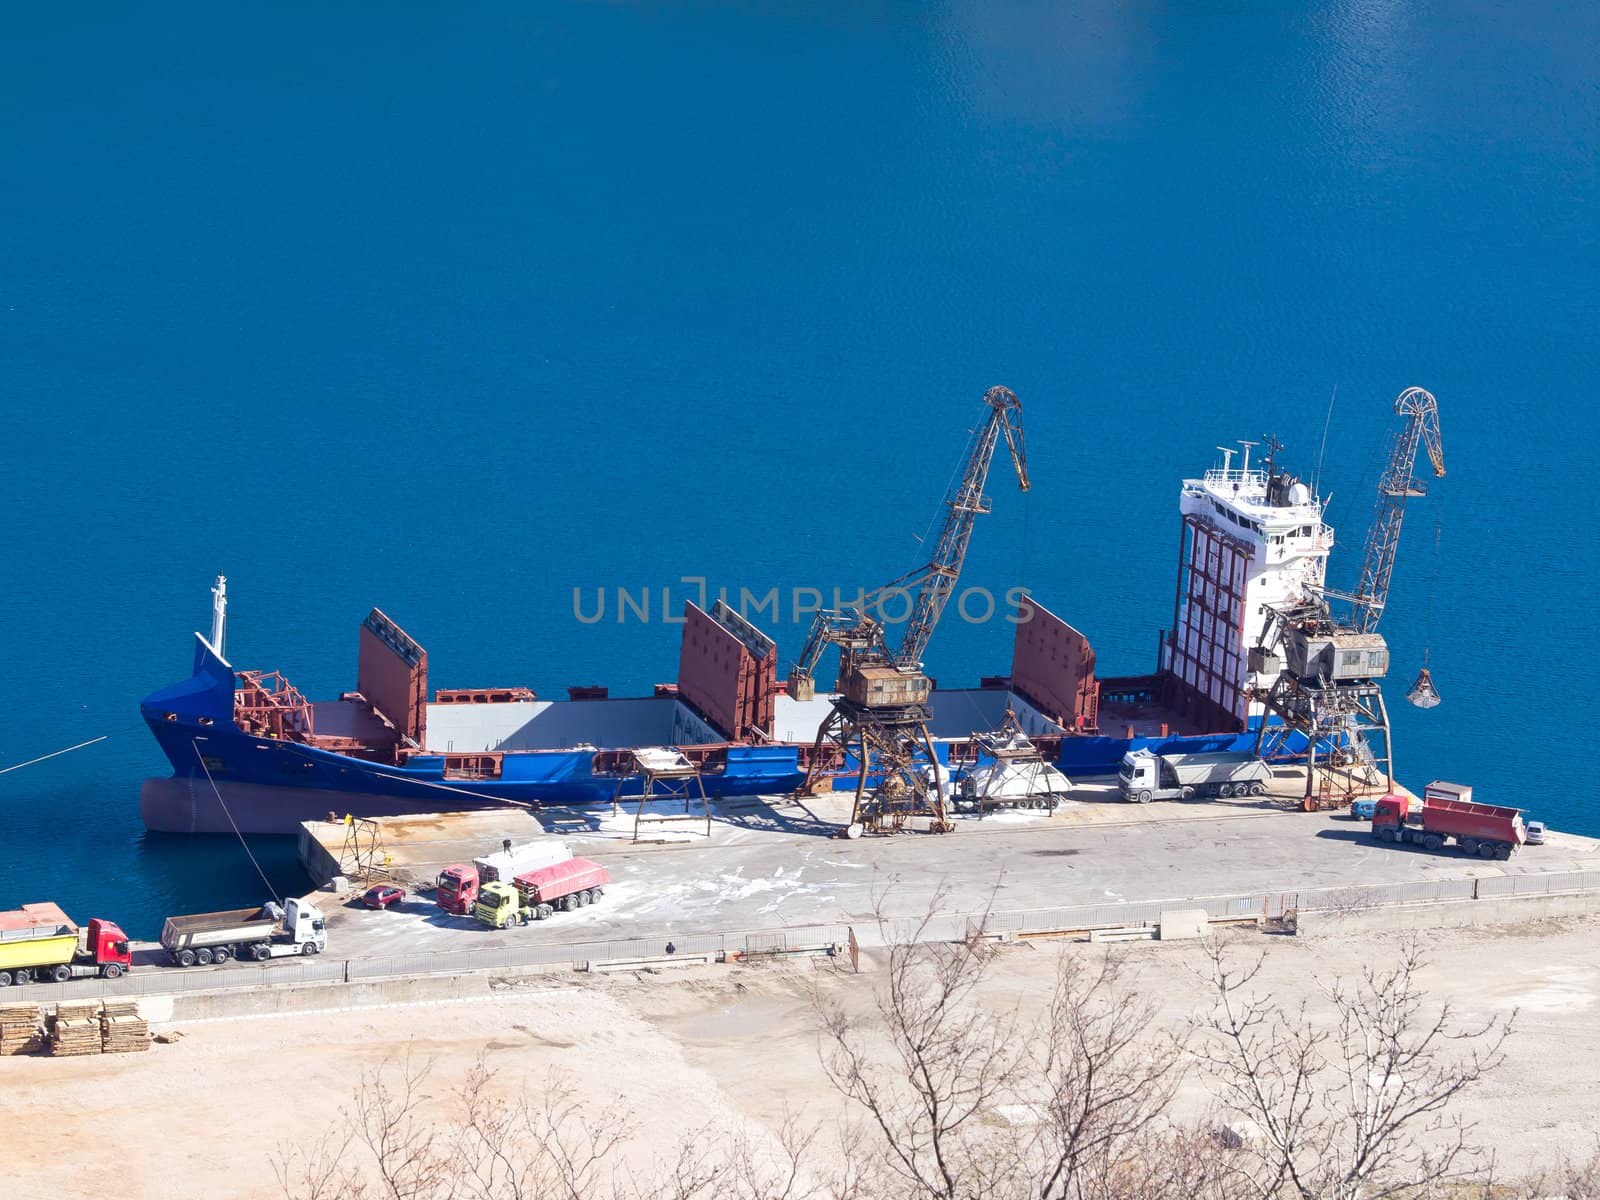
[{"left": 210, "top": 574, "right": 228, "bottom": 659}]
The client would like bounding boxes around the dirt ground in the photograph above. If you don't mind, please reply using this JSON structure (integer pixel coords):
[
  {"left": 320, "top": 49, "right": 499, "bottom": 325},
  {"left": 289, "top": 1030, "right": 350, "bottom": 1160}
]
[{"left": 6, "top": 916, "right": 1598, "bottom": 1198}]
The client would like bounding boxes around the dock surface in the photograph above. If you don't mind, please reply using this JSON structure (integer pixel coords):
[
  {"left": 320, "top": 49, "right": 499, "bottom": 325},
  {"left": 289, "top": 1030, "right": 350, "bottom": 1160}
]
[{"left": 291, "top": 774, "right": 1599, "bottom": 966}]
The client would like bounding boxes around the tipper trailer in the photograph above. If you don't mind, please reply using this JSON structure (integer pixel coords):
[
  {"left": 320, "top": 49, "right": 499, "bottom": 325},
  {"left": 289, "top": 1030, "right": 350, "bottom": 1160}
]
[
  {"left": 0, "top": 904, "right": 132, "bottom": 986},
  {"left": 474, "top": 858, "right": 611, "bottom": 928},
  {"left": 1117, "top": 749, "right": 1271, "bottom": 803},
  {"left": 161, "top": 897, "right": 327, "bottom": 966},
  {"left": 1371, "top": 792, "right": 1524, "bottom": 859}
]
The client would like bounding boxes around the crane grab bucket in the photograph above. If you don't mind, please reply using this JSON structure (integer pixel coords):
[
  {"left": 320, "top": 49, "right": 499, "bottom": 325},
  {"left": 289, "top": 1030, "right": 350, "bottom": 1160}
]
[{"left": 1406, "top": 666, "right": 1441, "bottom": 709}]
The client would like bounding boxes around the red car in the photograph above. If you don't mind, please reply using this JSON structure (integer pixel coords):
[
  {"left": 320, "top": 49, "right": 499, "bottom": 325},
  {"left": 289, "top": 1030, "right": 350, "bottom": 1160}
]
[{"left": 361, "top": 884, "right": 406, "bottom": 910}]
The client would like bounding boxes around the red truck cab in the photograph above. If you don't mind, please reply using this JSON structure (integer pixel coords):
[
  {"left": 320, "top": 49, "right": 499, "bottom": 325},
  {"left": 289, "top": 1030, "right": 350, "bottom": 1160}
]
[
  {"left": 1371, "top": 795, "right": 1409, "bottom": 831},
  {"left": 86, "top": 918, "right": 134, "bottom": 973},
  {"left": 436, "top": 864, "right": 479, "bottom": 914}
]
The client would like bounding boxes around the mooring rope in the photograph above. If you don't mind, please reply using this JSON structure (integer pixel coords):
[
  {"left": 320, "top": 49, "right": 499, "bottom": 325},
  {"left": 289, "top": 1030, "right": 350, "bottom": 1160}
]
[
  {"left": 0, "top": 735, "right": 110, "bottom": 776},
  {"left": 192, "top": 739, "right": 283, "bottom": 905}
]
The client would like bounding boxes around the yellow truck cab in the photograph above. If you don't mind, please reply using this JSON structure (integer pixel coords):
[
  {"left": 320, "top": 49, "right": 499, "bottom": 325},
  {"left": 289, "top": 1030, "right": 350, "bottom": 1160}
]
[{"left": 473, "top": 881, "right": 523, "bottom": 929}]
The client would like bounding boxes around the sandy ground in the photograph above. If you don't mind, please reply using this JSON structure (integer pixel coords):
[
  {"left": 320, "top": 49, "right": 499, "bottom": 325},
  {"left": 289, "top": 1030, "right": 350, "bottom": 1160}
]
[{"left": 6, "top": 916, "right": 1599, "bottom": 1198}]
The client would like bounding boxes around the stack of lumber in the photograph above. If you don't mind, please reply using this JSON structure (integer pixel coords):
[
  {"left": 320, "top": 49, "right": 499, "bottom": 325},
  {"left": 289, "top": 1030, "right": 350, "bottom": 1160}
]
[
  {"left": 100, "top": 1000, "right": 151, "bottom": 1053},
  {"left": 47, "top": 1000, "right": 104, "bottom": 1056},
  {"left": 0, "top": 1002, "right": 43, "bottom": 1055}
]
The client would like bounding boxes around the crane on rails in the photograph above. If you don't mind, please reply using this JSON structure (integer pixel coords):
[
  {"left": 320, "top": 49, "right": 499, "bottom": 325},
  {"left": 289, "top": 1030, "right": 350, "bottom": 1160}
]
[
  {"left": 789, "top": 385, "right": 1030, "bottom": 837},
  {"left": 1251, "top": 387, "right": 1445, "bottom": 802}
]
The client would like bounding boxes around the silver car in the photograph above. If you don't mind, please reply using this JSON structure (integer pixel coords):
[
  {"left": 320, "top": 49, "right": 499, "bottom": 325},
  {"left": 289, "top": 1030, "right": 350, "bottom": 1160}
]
[{"left": 1525, "top": 820, "right": 1546, "bottom": 846}]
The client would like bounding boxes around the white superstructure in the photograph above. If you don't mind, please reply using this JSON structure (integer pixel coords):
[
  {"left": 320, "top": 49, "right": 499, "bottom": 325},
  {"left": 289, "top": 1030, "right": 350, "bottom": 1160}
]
[{"left": 1164, "top": 443, "right": 1332, "bottom": 726}]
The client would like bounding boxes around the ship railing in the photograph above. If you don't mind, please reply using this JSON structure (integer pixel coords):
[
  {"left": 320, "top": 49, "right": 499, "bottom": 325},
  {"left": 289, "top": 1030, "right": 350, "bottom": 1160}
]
[{"left": 1202, "top": 467, "right": 1268, "bottom": 491}]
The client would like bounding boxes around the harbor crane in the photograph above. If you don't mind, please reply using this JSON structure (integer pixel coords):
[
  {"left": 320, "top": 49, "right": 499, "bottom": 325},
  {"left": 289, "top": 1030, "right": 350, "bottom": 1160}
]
[
  {"left": 1332, "top": 386, "right": 1446, "bottom": 635},
  {"left": 1251, "top": 387, "right": 1445, "bottom": 800},
  {"left": 789, "top": 385, "right": 1030, "bottom": 836}
]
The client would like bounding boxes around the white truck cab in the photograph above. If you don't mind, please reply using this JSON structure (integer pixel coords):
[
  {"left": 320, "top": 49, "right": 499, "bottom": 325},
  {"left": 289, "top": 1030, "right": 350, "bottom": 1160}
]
[{"left": 283, "top": 898, "right": 328, "bottom": 952}]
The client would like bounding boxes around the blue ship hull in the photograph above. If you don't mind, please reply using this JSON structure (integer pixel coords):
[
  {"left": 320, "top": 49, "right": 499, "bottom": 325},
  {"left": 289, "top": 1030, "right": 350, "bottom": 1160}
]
[
  {"left": 140, "top": 637, "right": 808, "bottom": 833},
  {"left": 140, "top": 636, "right": 1306, "bottom": 835}
]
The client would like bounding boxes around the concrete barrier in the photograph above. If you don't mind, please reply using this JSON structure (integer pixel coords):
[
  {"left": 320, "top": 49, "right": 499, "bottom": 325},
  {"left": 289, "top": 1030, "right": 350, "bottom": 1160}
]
[
  {"left": 1297, "top": 889, "right": 1600, "bottom": 937},
  {"left": 1158, "top": 909, "right": 1209, "bottom": 941},
  {"left": 156, "top": 963, "right": 577, "bottom": 1023}
]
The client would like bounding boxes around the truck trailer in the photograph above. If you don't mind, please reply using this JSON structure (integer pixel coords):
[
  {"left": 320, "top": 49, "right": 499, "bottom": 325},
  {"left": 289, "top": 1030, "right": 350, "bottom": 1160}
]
[
  {"left": 160, "top": 897, "right": 327, "bottom": 966},
  {"left": 1371, "top": 793, "right": 1524, "bottom": 859},
  {"left": 474, "top": 858, "right": 610, "bottom": 928},
  {"left": 0, "top": 903, "right": 132, "bottom": 986},
  {"left": 1117, "top": 750, "right": 1271, "bottom": 803}
]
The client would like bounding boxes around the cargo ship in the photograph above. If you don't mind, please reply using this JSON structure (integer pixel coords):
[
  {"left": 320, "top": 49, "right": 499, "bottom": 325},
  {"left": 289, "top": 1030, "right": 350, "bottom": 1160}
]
[{"left": 140, "top": 442, "right": 1326, "bottom": 834}]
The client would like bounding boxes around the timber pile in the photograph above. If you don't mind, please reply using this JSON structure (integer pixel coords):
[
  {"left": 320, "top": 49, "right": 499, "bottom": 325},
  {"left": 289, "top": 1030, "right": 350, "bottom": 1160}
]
[
  {"left": 47, "top": 1000, "right": 104, "bottom": 1056},
  {"left": 100, "top": 1000, "right": 150, "bottom": 1053},
  {"left": 0, "top": 1002, "right": 43, "bottom": 1055}
]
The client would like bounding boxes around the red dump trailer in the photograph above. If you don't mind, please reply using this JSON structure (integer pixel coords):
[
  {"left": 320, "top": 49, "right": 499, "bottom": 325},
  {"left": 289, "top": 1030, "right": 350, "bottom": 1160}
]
[
  {"left": 514, "top": 858, "right": 610, "bottom": 914},
  {"left": 1371, "top": 793, "right": 1525, "bottom": 860}
]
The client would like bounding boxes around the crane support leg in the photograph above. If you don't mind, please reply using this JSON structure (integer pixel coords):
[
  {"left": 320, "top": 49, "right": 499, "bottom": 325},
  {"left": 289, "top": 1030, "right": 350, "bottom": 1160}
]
[{"left": 797, "top": 701, "right": 952, "bottom": 837}]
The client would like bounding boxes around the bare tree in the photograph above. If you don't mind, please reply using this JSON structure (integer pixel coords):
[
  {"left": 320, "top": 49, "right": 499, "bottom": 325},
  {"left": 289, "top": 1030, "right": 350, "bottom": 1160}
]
[
  {"left": 1075, "top": 1127, "right": 1251, "bottom": 1200},
  {"left": 453, "top": 1059, "right": 629, "bottom": 1200},
  {"left": 348, "top": 1052, "right": 450, "bottom": 1200},
  {"left": 278, "top": 1054, "right": 861, "bottom": 1200},
  {"left": 1192, "top": 936, "right": 1515, "bottom": 1200},
  {"left": 275, "top": 1051, "right": 446, "bottom": 1200},
  {"left": 816, "top": 901, "right": 1190, "bottom": 1200},
  {"left": 817, "top": 913, "right": 1026, "bottom": 1199},
  {"left": 711, "top": 1110, "right": 870, "bottom": 1200},
  {"left": 1026, "top": 954, "right": 1188, "bottom": 1199},
  {"left": 272, "top": 1128, "right": 365, "bottom": 1200},
  {"left": 274, "top": 926, "right": 1530, "bottom": 1200}
]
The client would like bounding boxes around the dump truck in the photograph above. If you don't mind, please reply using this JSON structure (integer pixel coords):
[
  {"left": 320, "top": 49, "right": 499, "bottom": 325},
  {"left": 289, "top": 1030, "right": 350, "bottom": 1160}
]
[
  {"left": 473, "top": 858, "right": 610, "bottom": 928},
  {"left": 0, "top": 903, "right": 132, "bottom": 986},
  {"left": 436, "top": 840, "right": 571, "bottom": 914},
  {"left": 1371, "top": 793, "right": 1524, "bottom": 859},
  {"left": 160, "top": 897, "right": 327, "bottom": 966},
  {"left": 1117, "top": 749, "right": 1271, "bottom": 802}
]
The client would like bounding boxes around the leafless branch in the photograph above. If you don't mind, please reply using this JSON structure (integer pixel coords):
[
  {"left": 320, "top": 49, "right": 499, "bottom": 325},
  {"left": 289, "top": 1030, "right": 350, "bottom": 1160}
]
[{"left": 1192, "top": 935, "right": 1515, "bottom": 1200}]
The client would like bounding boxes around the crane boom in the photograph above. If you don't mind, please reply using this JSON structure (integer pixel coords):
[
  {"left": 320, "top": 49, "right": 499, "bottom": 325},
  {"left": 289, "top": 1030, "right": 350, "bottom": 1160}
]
[
  {"left": 1347, "top": 387, "right": 1445, "bottom": 633},
  {"left": 787, "top": 385, "right": 1030, "bottom": 701},
  {"left": 895, "top": 385, "right": 1030, "bottom": 669}
]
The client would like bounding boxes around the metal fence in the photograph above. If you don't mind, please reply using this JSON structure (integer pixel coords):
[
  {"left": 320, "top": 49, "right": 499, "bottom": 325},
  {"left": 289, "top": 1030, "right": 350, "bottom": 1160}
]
[
  {"left": 4, "top": 923, "right": 851, "bottom": 1004},
  {"left": 1474, "top": 868, "right": 1600, "bottom": 899},
  {"left": 8, "top": 869, "right": 1600, "bottom": 1007}
]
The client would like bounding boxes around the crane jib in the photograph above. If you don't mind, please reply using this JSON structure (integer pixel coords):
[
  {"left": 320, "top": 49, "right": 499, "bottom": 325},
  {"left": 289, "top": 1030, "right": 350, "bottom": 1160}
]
[{"left": 787, "top": 385, "right": 1031, "bottom": 698}]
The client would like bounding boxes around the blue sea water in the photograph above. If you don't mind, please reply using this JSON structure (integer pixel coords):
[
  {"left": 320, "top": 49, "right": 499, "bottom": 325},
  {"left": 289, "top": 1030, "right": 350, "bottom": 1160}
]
[{"left": 1, "top": 2, "right": 1595, "bottom": 938}]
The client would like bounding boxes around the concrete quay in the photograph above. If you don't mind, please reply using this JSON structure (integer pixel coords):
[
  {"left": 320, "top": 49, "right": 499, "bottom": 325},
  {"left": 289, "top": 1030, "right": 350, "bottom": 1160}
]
[
  {"left": 299, "top": 786, "right": 1598, "bottom": 960},
  {"left": 8, "top": 771, "right": 1597, "bottom": 1010}
]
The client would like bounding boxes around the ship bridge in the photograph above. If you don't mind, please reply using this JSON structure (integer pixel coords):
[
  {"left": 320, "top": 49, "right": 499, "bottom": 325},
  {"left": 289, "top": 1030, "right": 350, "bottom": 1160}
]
[
  {"left": 1185, "top": 466, "right": 1332, "bottom": 551},
  {"left": 1166, "top": 446, "right": 1335, "bottom": 731}
]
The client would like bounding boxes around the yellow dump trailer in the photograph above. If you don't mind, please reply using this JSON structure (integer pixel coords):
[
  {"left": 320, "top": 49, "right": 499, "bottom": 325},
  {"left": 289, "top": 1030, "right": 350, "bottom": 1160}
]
[
  {"left": 0, "top": 903, "right": 80, "bottom": 982},
  {"left": 0, "top": 927, "right": 80, "bottom": 971}
]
